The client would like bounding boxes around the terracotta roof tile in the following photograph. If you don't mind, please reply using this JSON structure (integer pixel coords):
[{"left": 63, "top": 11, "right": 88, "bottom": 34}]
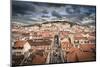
[{"left": 14, "top": 40, "right": 27, "bottom": 48}]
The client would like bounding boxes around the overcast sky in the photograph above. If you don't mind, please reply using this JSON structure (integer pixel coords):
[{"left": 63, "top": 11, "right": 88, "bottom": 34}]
[{"left": 12, "top": 0, "right": 96, "bottom": 24}]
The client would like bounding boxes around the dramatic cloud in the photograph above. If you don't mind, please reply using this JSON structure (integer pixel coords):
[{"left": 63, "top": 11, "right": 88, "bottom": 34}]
[
  {"left": 12, "top": 1, "right": 37, "bottom": 16},
  {"left": 12, "top": 1, "right": 96, "bottom": 25},
  {"left": 51, "top": 11, "right": 62, "bottom": 18},
  {"left": 41, "top": 9, "right": 48, "bottom": 14},
  {"left": 65, "top": 5, "right": 80, "bottom": 14}
]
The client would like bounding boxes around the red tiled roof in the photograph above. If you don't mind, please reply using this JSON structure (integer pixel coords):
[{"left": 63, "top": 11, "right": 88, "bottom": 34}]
[
  {"left": 27, "top": 39, "right": 51, "bottom": 46},
  {"left": 89, "top": 32, "right": 95, "bottom": 36},
  {"left": 66, "top": 47, "right": 95, "bottom": 62},
  {"left": 87, "top": 36, "right": 95, "bottom": 40},
  {"left": 67, "top": 47, "right": 79, "bottom": 53},
  {"left": 76, "top": 52, "right": 95, "bottom": 61},
  {"left": 67, "top": 50, "right": 79, "bottom": 62},
  {"left": 80, "top": 44, "right": 96, "bottom": 52},
  {"left": 32, "top": 55, "right": 46, "bottom": 64},
  {"left": 14, "top": 40, "right": 27, "bottom": 48},
  {"left": 74, "top": 37, "right": 87, "bottom": 40},
  {"left": 74, "top": 33, "right": 83, "bottom": 37}
]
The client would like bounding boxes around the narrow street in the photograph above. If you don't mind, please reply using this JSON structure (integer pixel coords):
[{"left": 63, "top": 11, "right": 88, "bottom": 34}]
[{"left": 49, "top": 34, "right": 65, "bottom": 64}]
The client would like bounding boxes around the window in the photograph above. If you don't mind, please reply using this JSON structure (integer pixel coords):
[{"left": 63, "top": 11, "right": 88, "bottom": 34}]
[{"left": 74, "top": 40, "right": 79, "bottom": 43}]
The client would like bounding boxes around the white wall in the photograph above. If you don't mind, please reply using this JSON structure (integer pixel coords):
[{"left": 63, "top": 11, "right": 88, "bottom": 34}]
[
  {"left": 23, "top": 42, "right": 31, "bottom": 53},
  {"left": 0, "top": 0, "right": 100, "bottom": 67}
]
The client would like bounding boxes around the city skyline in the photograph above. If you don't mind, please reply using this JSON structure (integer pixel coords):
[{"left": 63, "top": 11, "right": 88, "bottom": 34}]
[{"left": 12, "top": 1, "right": 96, "bottom": 66}]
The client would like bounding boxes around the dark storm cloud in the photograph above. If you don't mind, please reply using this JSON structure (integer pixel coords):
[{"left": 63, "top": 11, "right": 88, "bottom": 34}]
[
  {"left": 41, "top": 9, "right": 48, "bottom": 14},
  {"left": 12, "top": 1, "right": 36, "bottom": 16},
  {"left": 51, "top": 11, "right": 62, "bottom": 18},
  {"left": 12, "top": 1, "right": 96, "bottom": 24},
  {"left": 65, "top": 5, "right": 80, "bottom": 14},
  {"left": 81, "top": 6, "right": 96, "bottom": 16},
  {"left": 65, "top": 5, "right": 96, "bottom": 16},
  {"left": 47, "top": 3, "right": 66, "bottom": 7}
]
